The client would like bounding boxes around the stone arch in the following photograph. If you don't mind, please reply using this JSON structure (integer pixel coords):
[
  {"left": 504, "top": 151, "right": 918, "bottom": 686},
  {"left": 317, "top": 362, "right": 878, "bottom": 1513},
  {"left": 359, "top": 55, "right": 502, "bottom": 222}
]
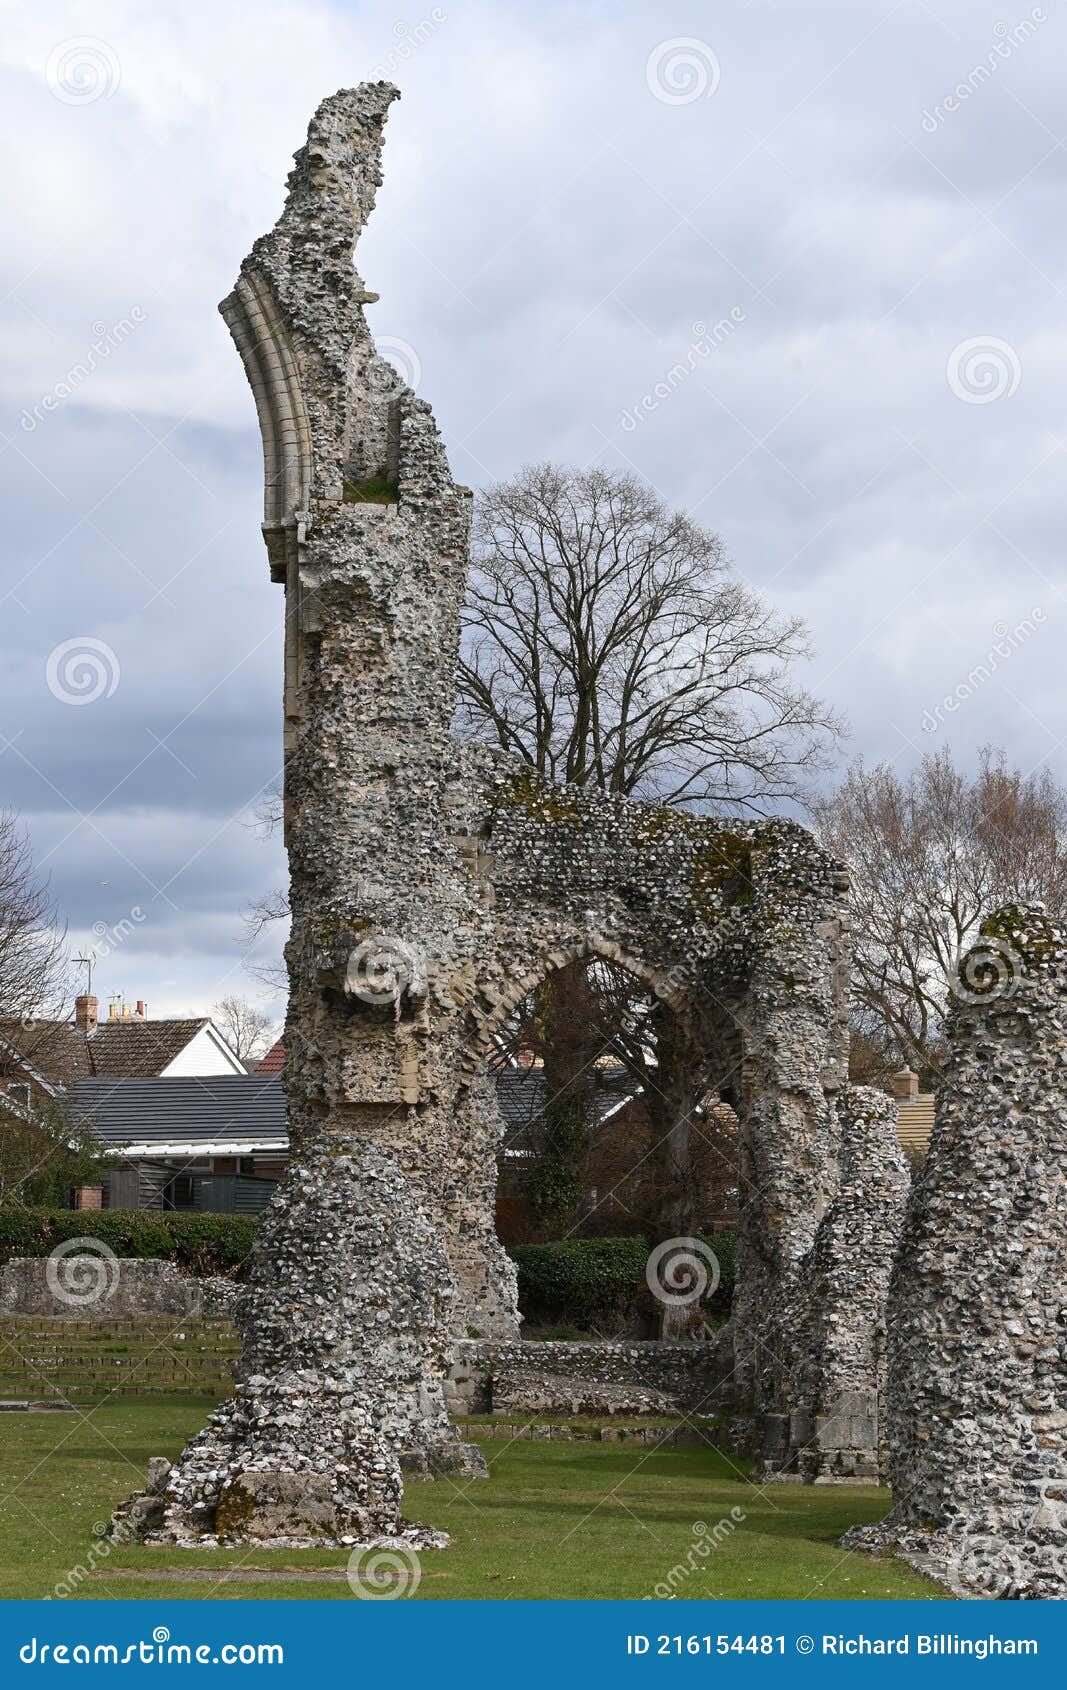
[
  {"left": 456, "top": 930, "right": 700, "bottom": 1089},
  {"left": 219, "top": 269, "right": 312, "bottom": 582},
  {"left": 139, "top": 86, "right": 900, "bottom": 1550}
]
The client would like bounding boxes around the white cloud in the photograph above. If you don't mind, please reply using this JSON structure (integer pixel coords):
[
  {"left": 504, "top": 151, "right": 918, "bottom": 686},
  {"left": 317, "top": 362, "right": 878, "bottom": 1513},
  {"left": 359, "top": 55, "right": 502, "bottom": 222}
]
[{"left": 3, "top": 0, "right": 1067, "bottom": 1007}]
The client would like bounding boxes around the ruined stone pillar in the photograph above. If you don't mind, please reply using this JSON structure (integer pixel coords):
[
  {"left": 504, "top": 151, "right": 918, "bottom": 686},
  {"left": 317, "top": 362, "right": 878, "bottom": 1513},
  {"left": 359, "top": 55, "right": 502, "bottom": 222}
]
[
  {"left": 113, "top": 83, "right": 495, "bottom": 1547},
  {"left": 442, "top": 1073, "right": 521, "bottom": 1340},
  {"left": 731, "top": 835, "right": 853, "bottom": 1473},
  {"left": 848, "top": 907, "right": 1067, "bottom": 1596},
  {"left": 785, "top": 1086, "right": 909, "bottom": 1482}
]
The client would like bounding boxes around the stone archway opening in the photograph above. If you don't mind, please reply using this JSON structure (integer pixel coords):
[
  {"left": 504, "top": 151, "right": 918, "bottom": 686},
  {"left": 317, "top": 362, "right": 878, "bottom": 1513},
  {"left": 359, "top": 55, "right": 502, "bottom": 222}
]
[
  {"left": 458, "top": 944, "right": 746, "bottom": 1349},
  {"left": 112, "top": 86, "right": 911, "bottom": 1550}
]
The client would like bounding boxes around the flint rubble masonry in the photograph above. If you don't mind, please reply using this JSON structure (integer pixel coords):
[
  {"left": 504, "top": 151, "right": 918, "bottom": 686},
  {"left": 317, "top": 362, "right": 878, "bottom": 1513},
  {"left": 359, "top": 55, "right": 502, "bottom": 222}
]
[
  {"left": 115, "top": 82, "right": 891, "bottom": 1547},
  {"left": 846, "top": 905, "right": 1067, "bottom": 1598}
]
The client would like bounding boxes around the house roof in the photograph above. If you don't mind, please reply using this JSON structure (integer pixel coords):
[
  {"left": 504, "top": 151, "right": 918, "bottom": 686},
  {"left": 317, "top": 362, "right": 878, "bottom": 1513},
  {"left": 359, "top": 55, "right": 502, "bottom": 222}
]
[
  {"left": 64, "top": 1074, "right": 288, "bottom": 1155},
  {"left": 0, "top": 1022, "right": 91, "bottom": 1089},
  {"left": 0, "top": 1017, "right": 233, "bottom": 1090},
  {"left": 495, "top": 1067, "right": 639, "bottom": 1158},
  {"left": 256, "top": 1037, "right": 285, "bottom": 1074}
]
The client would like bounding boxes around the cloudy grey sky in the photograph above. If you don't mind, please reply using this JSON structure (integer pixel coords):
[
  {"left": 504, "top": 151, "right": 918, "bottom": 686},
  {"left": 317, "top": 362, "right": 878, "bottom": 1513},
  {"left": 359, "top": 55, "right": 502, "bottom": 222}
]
[{"left": 1, "top": 0, "right": 1064, "bottom": 1022}]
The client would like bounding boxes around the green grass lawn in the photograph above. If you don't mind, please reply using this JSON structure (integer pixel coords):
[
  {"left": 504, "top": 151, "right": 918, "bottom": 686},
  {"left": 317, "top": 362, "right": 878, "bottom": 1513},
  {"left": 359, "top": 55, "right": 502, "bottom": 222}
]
[{"left": 0, "top": 1397, "right": 944, "bottom": 1601}]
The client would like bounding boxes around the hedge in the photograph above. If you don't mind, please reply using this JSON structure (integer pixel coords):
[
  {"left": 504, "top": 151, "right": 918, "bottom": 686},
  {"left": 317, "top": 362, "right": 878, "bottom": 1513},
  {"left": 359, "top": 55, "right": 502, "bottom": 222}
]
[
  {"left": 511, "top": 1232, "right": 736, "bottom": 1327},
  {"left": 0, "top": 1212, "right": 737, "bottom": 1319},
  {"left": 0, "top": 1210, "right": 255, "bottom": 1279},
  {"left": 511, "top": 1236, "right": 649, "bottom": 1325}
]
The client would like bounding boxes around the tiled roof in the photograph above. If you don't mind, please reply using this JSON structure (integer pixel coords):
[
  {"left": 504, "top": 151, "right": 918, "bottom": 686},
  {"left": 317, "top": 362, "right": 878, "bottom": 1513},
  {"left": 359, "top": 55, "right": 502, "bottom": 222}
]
[
  {"left": 65, "top": 1074, "right": 287, "bottom": 1150},
  {"left": 0, "top": 1018, "right": 212, "bottom": 1089},
  {"left": 495, "top": 1066, "right": 638, "bottom": 1157},
  {"left": 88, "top": 1019, "right": 209, "bottom": 1076},
  {"left": 0, "top": 1022, "right": 91, "bottom": 1088},
  {"left": 256, "top": 1037, "right": 285, "bottom": 1074}
]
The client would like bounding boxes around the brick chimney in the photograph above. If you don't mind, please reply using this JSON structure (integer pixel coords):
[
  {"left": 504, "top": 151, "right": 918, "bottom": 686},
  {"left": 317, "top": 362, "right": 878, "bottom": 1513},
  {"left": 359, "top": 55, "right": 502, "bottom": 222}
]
[
  {"left": 890, "top": 1067, "right": 920, "bottom": 1101},
  {"left": 74, "top": 994, "right": 98, "bottom": 1034}
]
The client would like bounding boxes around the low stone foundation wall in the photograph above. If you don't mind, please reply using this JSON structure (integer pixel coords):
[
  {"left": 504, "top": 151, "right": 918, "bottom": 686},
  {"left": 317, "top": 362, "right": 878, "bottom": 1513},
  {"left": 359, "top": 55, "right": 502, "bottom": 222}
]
[
  {"left": 462, "top": 1420, "right": 745, "bottom": 1448},
  {"left": 0, "top": 1257, "right": 241, "bottom": 1321},
  {"left": 445, "top": 1332, "right": 736, "bottom": 1417}
]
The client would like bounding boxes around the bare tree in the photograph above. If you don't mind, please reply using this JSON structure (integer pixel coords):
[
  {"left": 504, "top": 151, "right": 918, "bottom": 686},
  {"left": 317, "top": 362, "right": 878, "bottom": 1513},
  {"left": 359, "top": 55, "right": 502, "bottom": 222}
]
[
  {"left": 459, "top": 465, "right": 842, "bottom": 1231},
  {"left": 457, "top": 463, "right": 842, "bottom": 811},
  {"left": 813, "top": 746, "right": 1067, "bottom": 1073},
  {"left": 0, "top": 812, "right": 68, "bottom": 1020},
  {"left": 0, "top": 812, "right": 72, "bottom": 1085},
  {"left": 212, "top": 995, "right": 277, "bottom": 1064},
  {"left": 240, "top": 784, "right": 289, "bottom": 992}
]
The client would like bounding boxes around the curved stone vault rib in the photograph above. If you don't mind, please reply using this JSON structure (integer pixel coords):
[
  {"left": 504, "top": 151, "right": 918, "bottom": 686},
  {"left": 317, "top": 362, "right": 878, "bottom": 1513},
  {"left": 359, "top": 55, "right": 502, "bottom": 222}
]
[{"left": 219, "top": 271, "right": 312, "bottom": 582}]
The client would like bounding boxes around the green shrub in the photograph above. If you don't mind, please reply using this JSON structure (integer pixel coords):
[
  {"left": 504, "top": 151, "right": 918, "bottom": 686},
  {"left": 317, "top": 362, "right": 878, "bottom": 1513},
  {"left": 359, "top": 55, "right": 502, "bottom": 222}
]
[
  {"left": 0, "top": 1209, "right": 256, "bottom": 1279},
  {"left": 511, "top": 1231, "right": 736, "bottom": 1327},
  {"left": 704, "top": 1228, "right": 735, "bottom": 1316},
  {"left": 511, "top": 1236, "right": 650, "bottom": 1325}
]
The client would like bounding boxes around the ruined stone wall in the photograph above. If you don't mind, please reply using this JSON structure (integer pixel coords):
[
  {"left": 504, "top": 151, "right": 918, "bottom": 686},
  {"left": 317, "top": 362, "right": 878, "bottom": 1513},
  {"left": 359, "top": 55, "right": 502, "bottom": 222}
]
[
  {"left": 445, "top": 1336, "right": 737, "bottom": 1417},
  {"left": 756, "top": 1086, "right": 909, "bottom": 1483},
  {"left": 848, "top": 907, "right": 1067, "bottom": 1597},
  {"left": 123, "top": 83, "right": 882, "bottom": 1548}
]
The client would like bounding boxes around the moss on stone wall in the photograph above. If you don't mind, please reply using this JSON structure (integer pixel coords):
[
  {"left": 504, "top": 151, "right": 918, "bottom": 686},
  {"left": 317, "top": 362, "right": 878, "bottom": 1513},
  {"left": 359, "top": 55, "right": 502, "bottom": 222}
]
[{"left": 497, "top": 768, "right": 582, "bottom": 824}]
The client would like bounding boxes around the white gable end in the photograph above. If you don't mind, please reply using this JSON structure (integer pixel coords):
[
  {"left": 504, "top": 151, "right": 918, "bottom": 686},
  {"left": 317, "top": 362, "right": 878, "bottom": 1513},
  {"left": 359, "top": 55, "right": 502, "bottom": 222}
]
[{"left": 160, "top": 1022, "right": 247, "bottom": 1077}]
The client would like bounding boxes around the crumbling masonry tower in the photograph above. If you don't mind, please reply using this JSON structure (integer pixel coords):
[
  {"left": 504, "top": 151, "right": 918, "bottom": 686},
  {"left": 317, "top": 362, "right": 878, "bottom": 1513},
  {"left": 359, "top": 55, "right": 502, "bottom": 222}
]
[{"left": 127, "top": 85, "right": 906, "bottom": 1545}]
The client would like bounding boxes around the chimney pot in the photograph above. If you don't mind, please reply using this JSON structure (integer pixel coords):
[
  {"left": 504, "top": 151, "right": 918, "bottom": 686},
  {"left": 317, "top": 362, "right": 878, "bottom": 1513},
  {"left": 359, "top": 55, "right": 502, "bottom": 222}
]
[
  {"left": 890, "top": 1067, "right": 920, "bottom": 1101},
  {"left": 135, "top": 1000, "right": 145, "bottom": 1018},
  {"left": 74, "top": 994, "right": 98, "bottom": 1034},
  {"left": 109, "top": 1001, "right": 119, "bottom": 1021}
]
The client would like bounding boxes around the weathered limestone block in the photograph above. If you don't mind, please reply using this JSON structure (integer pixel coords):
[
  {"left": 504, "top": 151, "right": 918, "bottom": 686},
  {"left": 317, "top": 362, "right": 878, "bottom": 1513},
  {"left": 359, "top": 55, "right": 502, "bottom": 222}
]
[{"left": 847, "top": 906, "right": 1067, "bottom": 1597}]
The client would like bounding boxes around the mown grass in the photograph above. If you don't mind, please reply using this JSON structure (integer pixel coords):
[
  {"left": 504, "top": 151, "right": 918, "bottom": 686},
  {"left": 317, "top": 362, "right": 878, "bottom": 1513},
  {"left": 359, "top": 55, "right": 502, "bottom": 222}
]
[{"left": 0, "top": 1397, "right": 944, "bottom": 1601}]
